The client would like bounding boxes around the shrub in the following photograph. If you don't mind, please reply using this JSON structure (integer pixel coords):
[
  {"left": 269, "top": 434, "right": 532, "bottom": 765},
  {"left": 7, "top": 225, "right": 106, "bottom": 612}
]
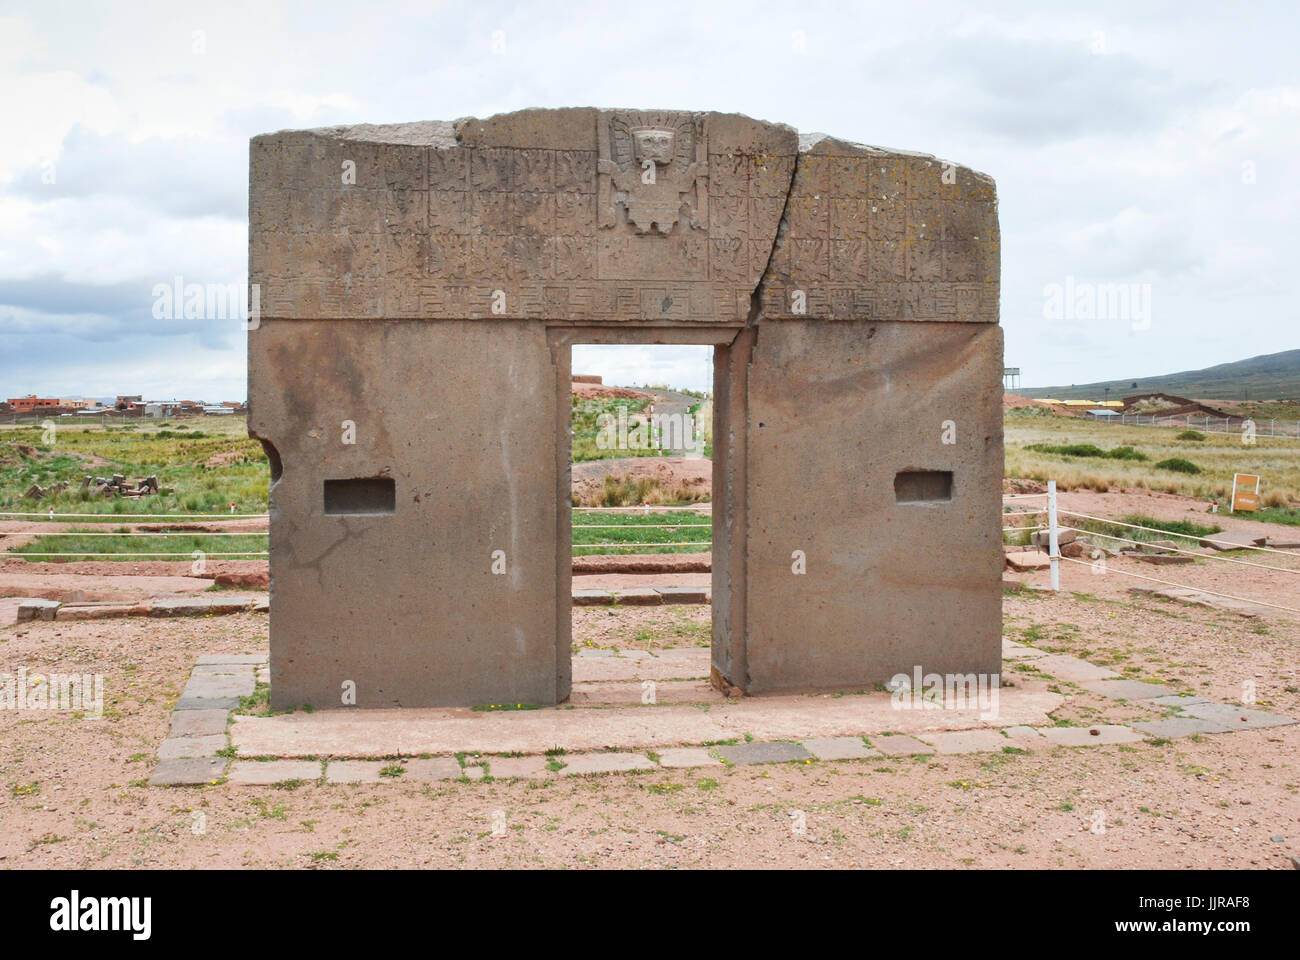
[
  {"left": 1175, "top": 430, "right": 1206, "bottom": 441},
  {"left": 1155, "top": 457, "right": 1200, "bottom": 474}
]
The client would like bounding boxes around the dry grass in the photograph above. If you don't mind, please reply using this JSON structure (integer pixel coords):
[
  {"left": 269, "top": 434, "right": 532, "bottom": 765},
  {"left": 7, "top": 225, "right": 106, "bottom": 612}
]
[{"left": 1005, "top": 411, "right": 1300, "bottom": 503}]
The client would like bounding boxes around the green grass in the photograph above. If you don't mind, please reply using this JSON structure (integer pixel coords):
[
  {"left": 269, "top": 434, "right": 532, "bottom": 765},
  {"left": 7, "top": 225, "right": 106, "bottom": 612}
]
[
  {"left": 0, "top": 415, "right": 268, "bottom": 517},
  {"left": 1238, "top": 505, "right": 1300, "bottom": 526},
  {"left": 1024, "top": 442, "right": 1148, "bottom": 461},
  {"left": 1154, "top": 457, "right": 1201, "bottom": 474},
  {"left": 9, "top": 530, "right": 267, "bottom": 561},
  {"left": 570, "top": 395, "right": 658, "bottom": 463},
  {"left": 571, "top": 509, "right": 711, "bottom": 556}
]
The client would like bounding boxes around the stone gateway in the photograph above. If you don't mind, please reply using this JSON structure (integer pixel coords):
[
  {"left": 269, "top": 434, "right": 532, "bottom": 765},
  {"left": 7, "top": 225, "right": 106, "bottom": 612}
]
[{"left": 247, "top": 108, "right": 1003, "bottom": 710}]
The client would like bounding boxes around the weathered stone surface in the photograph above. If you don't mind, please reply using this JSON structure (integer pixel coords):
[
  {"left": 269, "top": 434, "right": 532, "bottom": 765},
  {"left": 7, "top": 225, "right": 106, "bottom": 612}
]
[
  {"left": 572, "top": 589, "right": 615, "bottom": 606},
  {"left": 249, "top": 108, "right": 1002, "bottom": 709},
  {"left": 654, "top": 747, "right": 723, "bottom": 768},
  {"left": 324, "top": 760, "right": 388, "bottom": 783},
  {"left": 227, "top": 760, "right": 321, "bottom": 785},
  {"left": 1004, "top": 551, "right": 1052, "bottom": 571},
  {"left": 403, "top": 757, "right": 462, "bottom": 782},
  {"left": 197, "top": 654, "right": 269, "bottom": 665},
  {"left": 653, "top": 586, "right": 711, "bottom": 604},
  {"left": 1082, "top": 678, "right": 1171, "bottom": 700},
  {"left": 158, "top": 735, "right": 227, "bottom": 760},
  {"left": 800, "top": 737, "right": 880, "bottom": 761},
  {"left": 1133, "top": 717, "right": 1233, "bottom": 738},
  {"left": 717, "top": 741, "right": 812, "bottom": 765},
  {"left": 1039, "top": 725, "right": 1142, "bottom": 746},
  {"left": 1150, "top": 694, "right": 1210, "bottom": 707},
  {"left": 174, "top": 696, "right": 240, "bottom": 711},
  {"left": 181, "top": 673, "right": 255, "bottom": 701},
  {"left": 169, "top": 708, "right": 229, "bottom": 737},
  {"left": 1030, "top": 655, "right": 1120, "bottom": 684},
  {"left": 870, "top": 734, "right": 934, "bottom": 756},
  {"left": 1175, "top": 702, "right": 1297, "bottom": 730},
  {"left": 486, "top": 755, "right": 553, "bottom": 779},
  {"left": 917, "top": 729, "right": 1008, "bottom": 754},
  {"left": 560, "top": 752, "right": 655, "bottom": 775},
  {"left": 17, "top": 598, "right": 60, "bottom": 622},
  {"left": 149, "top": 757, "right": 226, "bottom": 786},
  {"left": 609, "top": 587, "right": 662, "bottom": 606}
]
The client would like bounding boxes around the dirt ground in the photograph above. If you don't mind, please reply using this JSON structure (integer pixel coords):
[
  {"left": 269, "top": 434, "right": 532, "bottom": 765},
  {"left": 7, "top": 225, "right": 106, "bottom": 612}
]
[{"left": 2, "top": 581, "right": 1296, "bottom": 869}]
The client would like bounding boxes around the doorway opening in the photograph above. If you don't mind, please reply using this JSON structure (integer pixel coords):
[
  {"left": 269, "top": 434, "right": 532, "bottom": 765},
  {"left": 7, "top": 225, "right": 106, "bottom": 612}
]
[{"left": 549, "top": 327, "right": 751, "bottom": 704}]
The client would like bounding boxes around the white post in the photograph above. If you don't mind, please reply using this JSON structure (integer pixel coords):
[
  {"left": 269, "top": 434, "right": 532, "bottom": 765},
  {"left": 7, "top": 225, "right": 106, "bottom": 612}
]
[{"left": 1047, "top": 479, "right": 1060, "bottom": 592}]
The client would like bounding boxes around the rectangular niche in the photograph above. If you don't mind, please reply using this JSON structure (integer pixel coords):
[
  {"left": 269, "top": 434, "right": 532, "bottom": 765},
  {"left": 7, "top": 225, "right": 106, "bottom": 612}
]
[
  {"left": 894, "top": 470, "right": 953, "bottom": 503},
  {"left": 323, "top": 477, "right": 395, "bottom": 515}
]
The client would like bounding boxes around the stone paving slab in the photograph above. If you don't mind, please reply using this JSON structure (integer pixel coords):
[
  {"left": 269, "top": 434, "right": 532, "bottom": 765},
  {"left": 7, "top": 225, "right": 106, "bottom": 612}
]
[
  {"left": 1039, "top": 725, "right": 1143, "bottom": 746},
  {"left": 1082, "top": 678, "right": 1171, "bottom": 700},
  {"left": 1005, "top": 551, "right": 1051, "bottom": 571},
  {"left": 230, "top": 683, "right": 1063, "bottom": 758},
  {"left": 873, "top": 734, "right": 933, "bottom": 756},
  {"left": 800, "top": 737, "right": 880, "bottom": 761},
  {"left": 325, "top": 760, "right": 388, "bottom": 784},
  {"left": 149, "top": 757, "right": 226, "bottom": 786},
  {"left": 560, "top": 752, "right": 655, "bottom": 776},
  {"left": 191, "top": 663, "right": 257, "bottom": 678},
  {"left": 1151, "top": 694, "right": 1211, "bottom": 707},
  {"left": 1176, "top": 701, "right": 1297, "bottom": 730},
  {"left": 609, "top": 587, "right": 662, "bottom": 605},
  {"left": 572, "top": 589, "right": 616, "bottom": 606},
  {"left": 197, "top": 654, "right": 268, "bottom": 666},
  {"left": 653, "top": 586, "right": 711, "bottom": 604},
  {"left": 175, "top": 696, "right": 240, "bottom": 711},
  {"left": 1001, "top": 726, "right": 1047, "bottom": 747},
  {"left": 158, "top": 735, "right": 227, "bottom": 760},
  {"left": 57, "top": 602, "right": 151, "bottom": 621},
  {"left": 1030, "top": 654, "right": 1121, "bottom": 684},
  {"left": 487, "top": 755, "right": 554, "bottom": 779},
  {"left": 182, "top": 673, "right": 255, "bottom": 700},
  {"left": 17, "top": 598, "right": 61, "bottom": 622},
  {"left": 169, "top": 708, "right": 229, "bottom": 737},
  {"left": 462, "top": 764, "right": 486, "bottom": 780},
  {"left": 403, "top": 757, "right": 462, "bottom": 782},
  {"left": 227, "top": 760, "right": 321, "bottom": 785},
  {"left": 918, "top": 729, "right": 1010, "bottom": 755},
  {"left": 568, "top": 680, "right": 720, "bottom": 706},
  {"left": 1002, "top": 642, "right": 1049, "bottom": 660},
  {"left": 571, "top": 651, "right": 711, "bottom": 683},
  {"left": 654, "top": 747, "right": 723, "bottom": 768},
  {"left": 717, "top": 741, "right": 812, "bottom": 765},
  {"left": 1133, "top": 717, "right": 1234, "bottom": 738}
]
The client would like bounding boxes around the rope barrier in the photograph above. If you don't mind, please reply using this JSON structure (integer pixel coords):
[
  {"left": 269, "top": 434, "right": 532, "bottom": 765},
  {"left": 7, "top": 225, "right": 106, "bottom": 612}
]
[
  {"left": 13, "top": 552, "right": 270, "bottom": 558},
  {"left": 1057, "top": 509, "right": 1298, "bottom": 559},
  {"left": 1058, "top": 525, "right": 1300, "bottom": 575},
  {"left": 2, "top": 531, "right": 267, "bottom": 537},
  {"left": 1055, "top": 554, "right": 1300, "bottom": 616}
]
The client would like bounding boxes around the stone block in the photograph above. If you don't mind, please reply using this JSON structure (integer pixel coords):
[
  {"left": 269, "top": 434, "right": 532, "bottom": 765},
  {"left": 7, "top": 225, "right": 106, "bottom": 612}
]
[
  {"left": 1039, "top": 725, "right": 1142, "bottom": 747},
  {"left": 799, "top": 737, "right": 880, "bottom": 761},
  {"left": 169, "top": 708, "right": 229, "bottom": 737},
  {"left": 654, "top": 747, "right": 723, "bottom": 768},
  {"left": 487, "top": 755, "right": 554, "bottom": 779},
  {"left": 1133, "top": 717, "right": 1233, "bottom": 738},
  {"left": 149, "top": 757, "right": 226, "bottom": 786},
  {"left": 158, "top": 735, "right": 227, "bottom": 760},
  {"left": 227, "top": 760, "right": 321, "bottom": 785},
  {"left": 559, "top": 752, "right": 655, "bottom": 775},
  {"left": 1082, "top": 678, "right": 1171, "bottom": 700},
  {"left": 872, "top": 734, "right": 934, "bottom": 756},
  {"left": 403, "top": 757, "right": 463, "bottom": 782},
  {"left": 716, "top": 741, "right": 812, "bottom": 765},
  {"left": 1175, "top": 702, "right": 1297, "bottom": 731},
  {"left": 325, "top": 760, "right": 388, "bottom": 783},
  {"left": 17, "top": 599, "right": 60, "bottom": 622},
  {"left": 917, "top": 729, "right": 1008, "bottom": 754}
]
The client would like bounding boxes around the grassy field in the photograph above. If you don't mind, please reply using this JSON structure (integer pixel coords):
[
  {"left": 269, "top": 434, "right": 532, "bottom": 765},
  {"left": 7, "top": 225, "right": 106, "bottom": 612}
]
[
  {"left": 571, "top": 394, "right": 658, "bottom": 463},
  {"left": 10, "top": 530, "right": 268, "bottom": 561},
  {"left": 572, "top": 510, "right": 710, "bottom": 556},
  {"left": 0, "top": 415, "right": 268, "bottom": 517},
  {"left": 1005, "top": 408, "right": 1300, "bottom": 505}
]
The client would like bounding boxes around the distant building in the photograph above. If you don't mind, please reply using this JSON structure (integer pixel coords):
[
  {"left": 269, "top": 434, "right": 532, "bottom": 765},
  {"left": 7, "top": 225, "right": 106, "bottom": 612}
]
[{"left": 8, "top": 395, "right": 66, "bottom": 414}]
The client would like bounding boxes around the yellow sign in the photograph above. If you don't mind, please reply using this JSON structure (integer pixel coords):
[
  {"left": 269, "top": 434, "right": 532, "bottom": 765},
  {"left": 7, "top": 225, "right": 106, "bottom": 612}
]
[{"left": 1231, "top": 474, "right": 1261, "bottom": 512}]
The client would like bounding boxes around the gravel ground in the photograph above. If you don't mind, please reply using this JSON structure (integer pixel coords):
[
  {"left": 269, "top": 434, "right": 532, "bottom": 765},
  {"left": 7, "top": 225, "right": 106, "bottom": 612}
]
[{"left": 1, "top": 585, "right": 1296, "bottom": 869}]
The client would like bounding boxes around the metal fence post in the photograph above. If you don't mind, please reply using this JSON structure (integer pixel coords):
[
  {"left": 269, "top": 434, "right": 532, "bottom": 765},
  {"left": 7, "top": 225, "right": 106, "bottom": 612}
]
[{"left": 1047, "top": 479, "right": 1060, "bottom": 592}]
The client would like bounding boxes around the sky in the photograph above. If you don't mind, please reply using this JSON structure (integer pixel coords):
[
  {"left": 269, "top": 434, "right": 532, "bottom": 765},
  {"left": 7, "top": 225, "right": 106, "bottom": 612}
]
[{"left": 1, "top": 0, "right": 1296, "bottom": 400}]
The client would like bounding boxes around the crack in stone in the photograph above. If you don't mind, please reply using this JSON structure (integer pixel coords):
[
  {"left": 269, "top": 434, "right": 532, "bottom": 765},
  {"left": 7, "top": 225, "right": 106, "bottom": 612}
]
[{"left": 744, "top": 154, "right": 799, "bottom": 331}]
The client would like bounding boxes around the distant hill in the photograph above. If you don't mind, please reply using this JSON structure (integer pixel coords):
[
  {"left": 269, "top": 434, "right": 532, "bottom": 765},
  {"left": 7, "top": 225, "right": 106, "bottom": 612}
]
[{"left": 1022, "top": 349, "right": 1300, "bottom": 402}]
